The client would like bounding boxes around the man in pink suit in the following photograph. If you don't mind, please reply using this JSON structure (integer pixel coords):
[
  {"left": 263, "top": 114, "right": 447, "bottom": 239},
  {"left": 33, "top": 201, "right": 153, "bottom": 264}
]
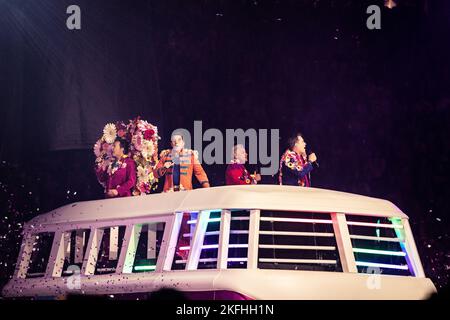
[{"left": 95, "top": 137, "right": 136, "bottom": 198}]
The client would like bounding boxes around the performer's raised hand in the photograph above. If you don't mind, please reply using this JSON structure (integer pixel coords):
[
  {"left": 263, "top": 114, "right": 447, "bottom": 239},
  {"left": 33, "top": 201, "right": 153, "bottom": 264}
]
[{"left": 308, "top": 152, "right": 317, "bottom": 163}]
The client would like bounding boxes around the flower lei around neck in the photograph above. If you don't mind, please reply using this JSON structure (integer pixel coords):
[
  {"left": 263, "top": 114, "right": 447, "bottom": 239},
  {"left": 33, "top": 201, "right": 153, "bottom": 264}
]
[{"left": 108, "top": 154, "right": 128, "bottom": 176}]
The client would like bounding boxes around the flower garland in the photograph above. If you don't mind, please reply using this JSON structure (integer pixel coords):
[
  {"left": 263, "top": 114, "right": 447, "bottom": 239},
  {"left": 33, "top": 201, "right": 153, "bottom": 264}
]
[
  {"left": 93, "top": 117, "right": 160, "bottom": 195},
  {"left": 128, "top": 117, "right": 160, "bottom": 194}
]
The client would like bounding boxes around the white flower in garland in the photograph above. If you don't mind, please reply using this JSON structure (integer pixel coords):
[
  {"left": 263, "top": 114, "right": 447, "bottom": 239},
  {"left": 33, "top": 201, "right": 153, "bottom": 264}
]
[
  {"left": 137, "top": 165, "right": 149, "bottom": 184},
  {"left": 137, "top": 120, "right": 151, "bottom": 131},
  {"left": 141, "top": 140, "right": 155, "bottom": 161},
  {"left": 103, "top": 123, "right": 117, "bottom": 144}
]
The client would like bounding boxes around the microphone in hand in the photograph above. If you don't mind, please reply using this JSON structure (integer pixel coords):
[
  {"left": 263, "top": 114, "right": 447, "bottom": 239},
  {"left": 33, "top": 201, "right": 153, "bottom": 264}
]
[{"left": 308, "top": 151, "right": 319, "bottom": 168}]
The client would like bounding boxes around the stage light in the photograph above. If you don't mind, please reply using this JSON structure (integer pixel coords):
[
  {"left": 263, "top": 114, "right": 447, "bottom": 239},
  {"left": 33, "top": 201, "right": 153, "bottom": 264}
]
[{"left": 384, "top": 0, "right": 397, "bottom": 9}]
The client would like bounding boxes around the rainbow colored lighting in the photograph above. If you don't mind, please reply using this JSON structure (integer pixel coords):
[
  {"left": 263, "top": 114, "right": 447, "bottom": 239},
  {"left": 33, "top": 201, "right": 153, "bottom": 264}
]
[
  {"left": 187, "top": 218, "right": 221, "bottom": 224},
  {"left": 355, "top": 261, "right": 409, "bottom": 270},
  {"left": 134, "top": 265, "right": 156, "bottom": 271},
  {"left": 353, "top": 248, "right": 406, "bottom": 256}
]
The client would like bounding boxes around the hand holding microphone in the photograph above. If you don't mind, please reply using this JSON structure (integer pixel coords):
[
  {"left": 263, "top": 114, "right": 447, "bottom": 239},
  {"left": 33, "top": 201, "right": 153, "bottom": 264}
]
[{"left": 308, "top": 151, "right": 319, "bottom": 168}]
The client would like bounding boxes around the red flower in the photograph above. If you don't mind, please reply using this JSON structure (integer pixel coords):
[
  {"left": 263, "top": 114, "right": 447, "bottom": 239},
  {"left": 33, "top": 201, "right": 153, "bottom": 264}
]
[{"left": 144, "top": 129, "right": 155, "bottom": 140}]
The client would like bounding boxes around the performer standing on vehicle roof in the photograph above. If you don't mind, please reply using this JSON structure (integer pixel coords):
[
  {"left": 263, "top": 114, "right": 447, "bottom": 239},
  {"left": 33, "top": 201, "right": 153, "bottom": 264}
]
[
  {"left": 226, "top": 144, "right": 261, "bottom": 185},
  {"left": 154, "top": 133, "right": 210, "bottom": 192},
  {"left": 95, "top": 137, "right": 137, "bottom": 198},
  {"left": 279, "top": 133, "right": 318, "bottom": 187}
]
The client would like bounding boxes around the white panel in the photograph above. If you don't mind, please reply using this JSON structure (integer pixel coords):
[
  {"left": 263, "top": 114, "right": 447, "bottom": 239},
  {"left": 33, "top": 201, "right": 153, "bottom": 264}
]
[
  {"left": 109, "top": 226, "right": 119, "bottom": 260},
  {"left": 81, "top": 228, "right": 104, "bottom": 275},
  {"left": 74, "top": 230, "right": 85, "bottom": 264},
  {"left": 147, "top": 223, "right": 157, "bottom": 259},
  {"left": 64, "top": 232, "right": 71, "bottom": 259},
  {"left": 13, "top": 233, "right": 35, "bottom": 279},
  {"left": 217, "top": 210, "right": 231, "bottom": 269},
  {"left": 116, "top": 224, "right": 142, "bottom": 274},
  {"left": 247, "top": 210, "right": 260, "bottom": 269},
  {"left": 331, "top": 213, "right": 357, "bottom": 273},
  {"left": 45, "top": 231, "right": 65, "bottom": 277},
  {"left": 158, "top": 212, "right": 183, "bottom": 272},
  {"left": 186, "top": 210, "right": 211, "bottom": 270}
]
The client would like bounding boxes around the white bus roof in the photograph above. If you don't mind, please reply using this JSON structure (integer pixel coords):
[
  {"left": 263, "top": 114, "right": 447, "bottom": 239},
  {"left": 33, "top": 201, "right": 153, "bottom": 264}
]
[{"left": 28, "top": 185, "right": 407, "bottom": 226}]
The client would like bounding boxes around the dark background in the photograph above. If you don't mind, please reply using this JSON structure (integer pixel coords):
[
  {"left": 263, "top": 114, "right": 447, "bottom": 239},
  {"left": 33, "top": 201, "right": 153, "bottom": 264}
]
[{"left": 0, "top": 0, "right": 449, "bottom": 292}]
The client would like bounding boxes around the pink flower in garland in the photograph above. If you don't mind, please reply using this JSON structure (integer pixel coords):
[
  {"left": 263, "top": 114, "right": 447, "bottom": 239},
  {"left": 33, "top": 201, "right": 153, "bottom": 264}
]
[
  {"left": 93, "top": 139, "right": 102, "bottom": 157},
  {"left": 132, "top": 132, "right": 144, "bottom": 151},
  {"left": 115, "top": 121, "right": 128, "bottom": 139},
  {"left": 117, "top": 129, "right": 126, "bottom": 138},
  {"left": 101, "top": 142, "right": 110, "bottom": 152}
]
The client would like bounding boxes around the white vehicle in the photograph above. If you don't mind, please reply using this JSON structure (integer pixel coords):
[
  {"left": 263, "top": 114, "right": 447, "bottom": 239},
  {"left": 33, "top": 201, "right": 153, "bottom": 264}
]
[{"left": 2, "top": 185, "right": 436, "bottom": 299}]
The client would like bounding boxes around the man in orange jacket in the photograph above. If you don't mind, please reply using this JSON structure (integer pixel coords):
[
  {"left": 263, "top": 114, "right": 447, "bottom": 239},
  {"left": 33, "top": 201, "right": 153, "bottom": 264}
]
[{"left": 154, "top": 133, "right": 210, "bottom": 192}]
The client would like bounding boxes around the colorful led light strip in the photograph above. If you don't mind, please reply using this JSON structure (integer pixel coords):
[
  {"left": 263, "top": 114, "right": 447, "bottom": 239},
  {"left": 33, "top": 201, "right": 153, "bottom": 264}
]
[
  {"left": 183, "top": 230, "right": 249, "bottom": 237},
  {"left": 179, "top": 243, "right": 248, "bottom": 251},
  {"left": 352, "top": 248, "right": 406, "bottom": 256},
  {"left": 187, "top": 217, "right": 249, "bottom": 224},
  {"left": 349, "top": 235, "right": 401, "bottom": 242},
  {"left": 187, "top": 218, "right": 221, "bottom": 224},
  {"left": 259, "top": 244, "right": 336, "bottom": 250},
  {"left": 259, "top": 217, "right": 333, "bottom": 224},
  {"left": 134, "top": 265, "right": 156, "bottom": 271},
  {"left": 355, "top": 261, "right": 409, "bottom": 270},
  {"left": 175, "top": 257, "right": 247, "bottom": 264},
  {"left": 346, "top": 221, "right": 404, "bottom": 229},
  {"left": 259, "top": 231, "right": 334, "bottom": 237},
  {"left": 259, "top": 258, "right": 337, "bottom": 264}
]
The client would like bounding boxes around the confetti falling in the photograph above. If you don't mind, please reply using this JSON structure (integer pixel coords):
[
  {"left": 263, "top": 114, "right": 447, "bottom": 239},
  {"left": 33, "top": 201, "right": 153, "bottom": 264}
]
[
  {"left": 0, "top": 156, "right": 449, "bottom": 295},
  {"left": 0, "top": 0, "right": 449, "bottom": 297}
]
